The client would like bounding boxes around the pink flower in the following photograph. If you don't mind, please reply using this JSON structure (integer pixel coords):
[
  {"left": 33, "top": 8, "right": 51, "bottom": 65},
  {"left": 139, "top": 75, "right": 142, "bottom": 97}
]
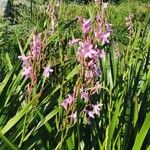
[
  {"left": 78, "top": 40, "right": 96, "bottom": 60},
  {"left": 87, "top": 60, "right": 95, "bottom": 68},
  {"left": 43, "top": 66, "right": 53, "bottom": 78},
  {"left": 69, "top": 39, "right": 81, "bottom": 46},
  {"left": 80, "top": 88, "right": 89, "bottom": 101},
  {"left": 61, "top": 101, "right": 68, "bottom": 110},
  {"left": 87, "top": 111, "right": 95, "bottom": 118},
  {"left": 62, "top": 94, "right": 74, "bottom": 110},
  {"left": 82, "top": 19, "right": 91, "bottom": 34},
  {"left": 22, "top": 66, "right": 32, "bottom": 79},
  {"left": 95, "top": 31, "right": 110, "bottom": 45},
  {"left": 18, "top": 55, "right": 31, "bottom": 66},
  {"left": 92, "top": 104, "right": 103, "bottom": 116},
  {"left": 85, "top": 103, "right": 102, "bottom": 120}
]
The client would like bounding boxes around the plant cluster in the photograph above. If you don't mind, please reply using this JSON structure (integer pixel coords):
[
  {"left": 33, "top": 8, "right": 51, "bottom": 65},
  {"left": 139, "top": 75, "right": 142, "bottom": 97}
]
[{"left": 0, "top": 1, "right": 150, "bottom": 150}]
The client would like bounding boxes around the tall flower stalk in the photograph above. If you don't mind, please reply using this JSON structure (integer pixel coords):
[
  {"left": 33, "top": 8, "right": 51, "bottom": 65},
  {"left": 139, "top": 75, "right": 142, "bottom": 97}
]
[
  {"left": 18, "top": 30, "right": 53, "bottom": 100},
  {"left": 62, "top": 10, "right": 112, "bottom": 124}
]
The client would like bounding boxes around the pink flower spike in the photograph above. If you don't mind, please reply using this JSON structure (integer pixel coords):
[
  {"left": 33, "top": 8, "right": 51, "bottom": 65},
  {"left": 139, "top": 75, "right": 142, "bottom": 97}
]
[
  {"left": 30, "top": 33, "right": 42, "bottom": 59},
  {"left": 43, "top": 66, "right": 53, "bottom": 78},
  {"left": 32, "top": 33, "right": 41, "bottom": 51},
  {"left": 82, "top": 19, "right": 91, "bottom": 34}
]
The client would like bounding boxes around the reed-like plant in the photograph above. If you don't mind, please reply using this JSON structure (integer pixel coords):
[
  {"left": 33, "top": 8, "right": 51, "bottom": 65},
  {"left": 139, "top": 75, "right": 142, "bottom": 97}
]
[{"left": 0, "top": 1, "right": 150, "bottom": 150}]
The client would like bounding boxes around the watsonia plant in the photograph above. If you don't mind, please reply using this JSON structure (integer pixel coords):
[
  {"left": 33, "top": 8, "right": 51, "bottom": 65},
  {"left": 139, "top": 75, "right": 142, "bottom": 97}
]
[{"left": 0, "top": 1, "right": 150, "bottom": 150}]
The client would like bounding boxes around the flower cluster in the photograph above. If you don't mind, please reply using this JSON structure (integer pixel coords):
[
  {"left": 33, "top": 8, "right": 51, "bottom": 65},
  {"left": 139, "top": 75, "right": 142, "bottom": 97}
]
[
  {"left": 30, "top": 33, "right": 42, "bottom": 59},
  {"left": 18, "top": 32, "right": 42, "bottom": 80},
  {"left": 77, "top": 39, "right": 101, "bottom": 79},
  {"left": 43, "top": 65, "right": 53, "bottom": 78},
  {"left": 85, "top": 103, "right": 103, "bottom": 119},
  {"left": 18, "top": 32, "right": 53, "bottom": 98},
  {"left": 18, "top": 55, "right": 32, "bottom": 79},
  {"left": 62, "top": 13, "right": 112, "bottom": 124}
]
